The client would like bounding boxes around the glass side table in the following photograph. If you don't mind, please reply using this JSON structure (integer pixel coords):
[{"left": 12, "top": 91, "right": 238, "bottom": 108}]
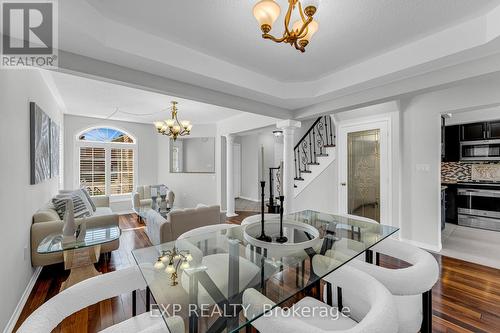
[{"left": 37, "top": 225, "right": 121, "bottom": 291}]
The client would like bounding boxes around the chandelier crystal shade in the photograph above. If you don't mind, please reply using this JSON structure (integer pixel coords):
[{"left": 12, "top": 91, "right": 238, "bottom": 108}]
[
  {"left": 154, "top": 101, "right": 192, "bottom": 141},
  {"left": 253, "top": 0, "right": 320, "bottom": 53}
]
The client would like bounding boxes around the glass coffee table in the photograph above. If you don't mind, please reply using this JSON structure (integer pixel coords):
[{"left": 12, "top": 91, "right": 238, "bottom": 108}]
[
  {"left": 132, "top": 210, "right": 399, "bottom": 333},
  {"left": 38, "top": 225, "right": 121, "bottom": 291}
]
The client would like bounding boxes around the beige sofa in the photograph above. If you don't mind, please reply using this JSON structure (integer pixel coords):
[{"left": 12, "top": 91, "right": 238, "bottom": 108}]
[
  {"left": 31, "top": 196, "right": 119, "bottom": 267},
  {"left": 144, "top": 205, "right": 226, "bottom": 245}
]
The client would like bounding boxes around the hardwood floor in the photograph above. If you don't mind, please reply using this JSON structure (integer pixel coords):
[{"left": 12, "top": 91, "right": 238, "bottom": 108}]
[{"left": 14, "top": 213, "right": 500, "bottom": 332}]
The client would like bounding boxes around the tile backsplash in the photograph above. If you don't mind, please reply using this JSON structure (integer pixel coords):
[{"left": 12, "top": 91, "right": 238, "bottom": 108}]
[{"left": 441, "top": 161, "right": 500, "bottom": 183}]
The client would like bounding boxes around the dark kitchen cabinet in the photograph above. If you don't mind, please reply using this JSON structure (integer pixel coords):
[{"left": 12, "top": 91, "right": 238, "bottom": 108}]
[
  {"left": 461, "top": 122, "right": 487, "bottom": 141},
  {"left": 441, "top": 117, "right": 445, "bottom": 159},
  {"left": 443, "top": 125, "right": 460, "bottom": 162},
  {"left": 488, "top": 120, "right": 500, "bottom": 139},
  {"left": 445, "top": 185, "right": 457, "bottom": 224},
  {"left": 441, "top": 190, "right": 446, "bottom": 230}
]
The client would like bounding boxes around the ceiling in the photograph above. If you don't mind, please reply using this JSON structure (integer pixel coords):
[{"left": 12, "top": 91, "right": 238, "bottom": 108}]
[
  {"left": 54, "top": 0, "right": 500, "bottom": 119},
  {"left": 48, "top": 71, "right": 243, "bottom": 124},
  {"left": 81, "top": 0, "right": 498, "bottom": 82}
]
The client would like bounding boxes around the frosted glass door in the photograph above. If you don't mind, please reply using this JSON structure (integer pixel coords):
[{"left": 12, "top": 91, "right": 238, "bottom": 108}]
[{"left": 347, "top": 129, "right": 381, "bottom": 222}]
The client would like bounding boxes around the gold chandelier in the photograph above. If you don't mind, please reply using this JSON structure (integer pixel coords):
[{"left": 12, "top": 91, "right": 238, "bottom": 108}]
[
  {"left": 253, "top": 0, "right": 319, "bottom": 53},
  {"left": 154, "top": 101, "right": 192, "bottom": 141}
]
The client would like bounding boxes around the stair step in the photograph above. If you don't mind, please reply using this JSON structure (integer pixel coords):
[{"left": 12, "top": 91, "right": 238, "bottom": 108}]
[
  {"left": 300, "top": 170, "right": 312, "bottom": 174},
  {"left": 316, "top": 153, "right": 329, "bottom": 157},
  {"left": 307, "top": 162, "right": 320, "bottom": 166},
  {"left": 294, "top": 177, "right": 304, "bottom": 181}
]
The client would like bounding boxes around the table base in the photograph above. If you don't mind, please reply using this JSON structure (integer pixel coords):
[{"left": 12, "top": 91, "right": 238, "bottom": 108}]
[{"left": 60, "top": 245, "right": 101, "bottom": 291}]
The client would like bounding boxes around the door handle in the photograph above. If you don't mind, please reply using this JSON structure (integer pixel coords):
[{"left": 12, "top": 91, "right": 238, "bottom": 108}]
[{"left": 341, "top": 182, "right": 347, "bottom": 186}]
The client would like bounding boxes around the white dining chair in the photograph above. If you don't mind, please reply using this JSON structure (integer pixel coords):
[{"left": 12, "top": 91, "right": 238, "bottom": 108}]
[
  {"left": 346, "top": 237, "right": 439, "bottom": 333},
  {"left": 242, "top": 264, "right": 399, "bottom": 333},
  {"left": 16, "top": 266, "right": 184, "bottom": 333},
  {"left": 178, "top": 223, "right": 261, "bottom": 306},
  {"left": 328, "top": 214, "right": 439, "bottom": 333}
]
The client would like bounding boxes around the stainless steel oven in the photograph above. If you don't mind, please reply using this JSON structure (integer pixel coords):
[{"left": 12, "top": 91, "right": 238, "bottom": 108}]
[
  {"left": 457, "top": 188, "right": 500, "bottom": 231},
  {"left": 460, "top": 139, "right": 500, "bottom": 161}
]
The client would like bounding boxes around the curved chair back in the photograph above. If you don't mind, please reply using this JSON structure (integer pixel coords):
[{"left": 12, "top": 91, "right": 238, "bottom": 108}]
[
  {"left": 350, "top": 238, "right": 439, "bottom": 296},
  {"left": 244, "top": 264, "right": 398, "bottom": 333},
  {"left": 17, "top": 266, "right": 146, "bottom": 333}
]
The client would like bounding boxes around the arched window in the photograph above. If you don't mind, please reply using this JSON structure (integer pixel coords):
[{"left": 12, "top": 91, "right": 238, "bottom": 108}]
[
  {"left": 78, "top": 127, "right": 135, "bottom": 143},
  {"left": 76, "top": 127, "right": 136, "bottom": 196}
]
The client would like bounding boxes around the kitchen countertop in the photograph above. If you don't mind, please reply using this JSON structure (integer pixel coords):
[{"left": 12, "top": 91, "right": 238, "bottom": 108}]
[{"left": 441, "top": 181, "right": 500, "bottom": 190}]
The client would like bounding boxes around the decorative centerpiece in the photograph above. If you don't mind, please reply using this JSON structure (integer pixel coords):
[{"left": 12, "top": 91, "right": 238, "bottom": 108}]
[
  {"left": 62, "top": 199, "right": 76, "bottom": 244},
  {"left": 76, "top": 217, "right": 87, "bottom": 242},
  {"left": 159, "top": 186, "right": 169, "bottom": 212},
  {"left": 275, "top": 195, "right": 288, "bottom": 243},
  {"left": 243, "top": 219, "right": 320, "bottom": 259},
  {"left": 275, "top": 161, "right": 287, "bottom": 243},
  {"left": 151, "top": 187, "right": 159, "bottom": 211},
  {"left": 256, "top": 146, "right": 272, "bottom": 242},
  {"left": 154, "top": 247, "right": 193, "bottom": 286}
]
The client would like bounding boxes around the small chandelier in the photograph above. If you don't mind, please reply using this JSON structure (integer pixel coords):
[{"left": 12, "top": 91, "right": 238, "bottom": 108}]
[
  {"left": 253, "top": 0, "right": 319, "bottom": 53},
  {"left": 154, "top": 101, "right": 192, "bottom": 141}
]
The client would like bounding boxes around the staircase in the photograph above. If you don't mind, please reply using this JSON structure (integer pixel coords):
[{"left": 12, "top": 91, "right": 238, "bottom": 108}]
[{"left": 294, "top": 115, "right": 336, "bottom": 197}]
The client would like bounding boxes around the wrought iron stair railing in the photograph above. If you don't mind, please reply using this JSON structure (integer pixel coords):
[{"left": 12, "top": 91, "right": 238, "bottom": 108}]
[
  {"left": 267, "top": 165, "right": 281, "bottom": 213},
  {"left": 294, "top": 115, "right": 335, "bottom": 182}
]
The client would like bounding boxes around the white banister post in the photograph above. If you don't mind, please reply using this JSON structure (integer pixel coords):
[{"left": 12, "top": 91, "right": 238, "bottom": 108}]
[
  {"left": 225, "top": 134, "right": 237, "bottom": 217},
  {"left": 277, "top": 120, "right": 301, "bottom": 214}
]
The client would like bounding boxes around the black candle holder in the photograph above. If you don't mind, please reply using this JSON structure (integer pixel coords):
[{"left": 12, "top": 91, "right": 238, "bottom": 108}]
[
  {"left": 256, "top": 181, "right": 272, "bottom": 242},
  {"left": 275, "top": 195, "right": 288, "bottom": 243}
]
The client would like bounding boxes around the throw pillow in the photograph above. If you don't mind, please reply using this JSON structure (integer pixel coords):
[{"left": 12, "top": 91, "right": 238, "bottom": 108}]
[
  {"left": 80, "top": 186, "right": 97, "bottom": 212},
  {"left": 52, "top": 192, "right": 92, "bottom": 220},
  {"left": 59, "top": 189, "right": 95, "bottom": 215}
]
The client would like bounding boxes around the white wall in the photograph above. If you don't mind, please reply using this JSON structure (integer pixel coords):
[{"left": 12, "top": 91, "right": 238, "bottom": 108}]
[
  {"left": 157, "top": 124, "right": 218, "bottom": 208},
  {"left": 0, "top": 70, "right": 63, "bottom": 331},
  {"left": 294, "top": 118, "right": 316, "bottom": 145},
  {"left": 238, "top": 132, "right": 276, "bottom": 202},
  {"left": 217, "top": 113, "right": 280, "bottom": 209},
  {"left": 240, "top": 135, "right": 259, "bottom": 201},
  {"left": 182, "top": 138, "right": 215, "bottom": 173},
  {"left": 293, "top": 161, "right": 338, "bottom": 214},
  {"left": 400, "top": 75, "right": 500, "bottom": 251},
  {"left": 258, "top": 132, "right": 276, "bottom": 197},
  {"left": 63, "top": 115, "right": 158, "bottom": 212}
]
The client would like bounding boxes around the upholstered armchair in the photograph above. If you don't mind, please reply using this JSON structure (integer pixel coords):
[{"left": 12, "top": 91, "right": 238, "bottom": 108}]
[{"left": 132, "top": 185, "right": 175, "bottom": 215}]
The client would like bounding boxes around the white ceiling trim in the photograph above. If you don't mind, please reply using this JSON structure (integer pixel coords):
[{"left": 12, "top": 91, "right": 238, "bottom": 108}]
[
  {"left": 58, "top": 1, "right": 500, "bottom": 104},
  {"left": 55, "top": 51, "right": 293, "bottom": 119}
]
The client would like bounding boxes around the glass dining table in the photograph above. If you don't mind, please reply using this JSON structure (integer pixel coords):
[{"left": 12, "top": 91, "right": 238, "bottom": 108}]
[{"left": 132, "top": 210, "right": 399, "bottom": 333}]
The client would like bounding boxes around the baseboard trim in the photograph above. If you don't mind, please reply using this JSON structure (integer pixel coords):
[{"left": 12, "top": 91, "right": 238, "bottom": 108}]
[
  {"left": 3, "top": 266, "right": 42, "bottom": 333},
  {"left": 400, "top": 237, "right": 442, "bottom": 253}
]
